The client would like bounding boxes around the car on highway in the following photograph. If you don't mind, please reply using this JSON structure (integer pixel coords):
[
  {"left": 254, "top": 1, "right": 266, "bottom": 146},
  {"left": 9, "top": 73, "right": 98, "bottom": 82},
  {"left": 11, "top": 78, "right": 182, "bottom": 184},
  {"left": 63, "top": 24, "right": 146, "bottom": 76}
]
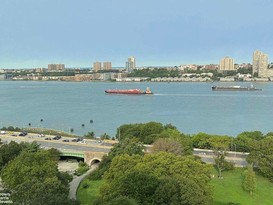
[
  {"left": 45, "top": 137, "right": 52, "bottom": 140},
  {"left": 62, "top": 139, "right": 69, "bottom": 142},
  {"left": 19, "top": 132, "right": 28, "bottom": 136},
  {"left": 71, "top": 138, "right": 81, "bottom": 142},
  {"left": 53, "top": 135, "right": 62, "bottom": 140}
]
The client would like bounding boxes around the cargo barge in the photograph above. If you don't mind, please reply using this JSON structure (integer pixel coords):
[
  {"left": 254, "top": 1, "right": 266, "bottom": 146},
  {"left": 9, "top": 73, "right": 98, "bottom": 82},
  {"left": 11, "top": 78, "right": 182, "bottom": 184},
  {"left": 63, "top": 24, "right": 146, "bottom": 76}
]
[
  {"left": 105, "top": 87, "right": 153, "bottom": 95},
  {"left": 212, "top": 85, "right": 262, "bottom": 91}
]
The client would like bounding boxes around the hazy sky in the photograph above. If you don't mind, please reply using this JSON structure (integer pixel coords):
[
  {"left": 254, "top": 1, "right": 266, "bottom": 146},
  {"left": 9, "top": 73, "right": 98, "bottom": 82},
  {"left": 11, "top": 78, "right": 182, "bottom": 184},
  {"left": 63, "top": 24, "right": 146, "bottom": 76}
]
[{"left": 0, "top": 0, "right": 273, "bottom": 68}]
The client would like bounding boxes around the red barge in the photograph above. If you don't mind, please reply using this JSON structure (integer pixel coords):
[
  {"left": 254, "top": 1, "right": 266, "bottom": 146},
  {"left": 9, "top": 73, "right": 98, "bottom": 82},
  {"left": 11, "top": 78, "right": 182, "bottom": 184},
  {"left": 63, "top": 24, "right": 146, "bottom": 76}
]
[{"left": 105, "top": 87, "right": 153, "bottom": 95}]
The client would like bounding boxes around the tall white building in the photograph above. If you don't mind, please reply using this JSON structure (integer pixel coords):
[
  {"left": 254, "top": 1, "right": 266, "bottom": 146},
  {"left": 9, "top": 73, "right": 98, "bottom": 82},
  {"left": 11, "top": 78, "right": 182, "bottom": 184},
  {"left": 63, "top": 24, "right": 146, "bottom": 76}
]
[
  {"left": 126, "top": 56, "right": 136, "bottom": 72},
  {"left": 219, "top": 57, "right": 234, "bottom": 71},
  {"left": 253, "top": 50, "right": 269, "bottom": 77}
]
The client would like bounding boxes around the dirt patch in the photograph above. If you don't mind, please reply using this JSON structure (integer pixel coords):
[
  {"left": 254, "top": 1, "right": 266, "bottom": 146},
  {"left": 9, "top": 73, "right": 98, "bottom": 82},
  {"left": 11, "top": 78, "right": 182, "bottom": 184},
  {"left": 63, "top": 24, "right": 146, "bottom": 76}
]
[{"left": 58, "top": 161, "right": 79, "bottom": 174}]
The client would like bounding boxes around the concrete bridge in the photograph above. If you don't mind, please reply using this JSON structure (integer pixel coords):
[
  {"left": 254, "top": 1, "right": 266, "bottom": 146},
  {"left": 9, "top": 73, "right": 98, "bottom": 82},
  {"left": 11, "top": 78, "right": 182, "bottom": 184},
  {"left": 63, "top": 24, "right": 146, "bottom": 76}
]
[{"left": 60, "top": 151, "right": 106, "bottom": 166}]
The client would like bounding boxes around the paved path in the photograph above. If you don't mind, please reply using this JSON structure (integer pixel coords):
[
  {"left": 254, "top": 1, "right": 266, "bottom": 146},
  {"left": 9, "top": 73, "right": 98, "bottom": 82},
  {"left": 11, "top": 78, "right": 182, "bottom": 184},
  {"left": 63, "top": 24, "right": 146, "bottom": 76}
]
[{"left": 69, "top": 164, "right": 99, "bottom": 200}]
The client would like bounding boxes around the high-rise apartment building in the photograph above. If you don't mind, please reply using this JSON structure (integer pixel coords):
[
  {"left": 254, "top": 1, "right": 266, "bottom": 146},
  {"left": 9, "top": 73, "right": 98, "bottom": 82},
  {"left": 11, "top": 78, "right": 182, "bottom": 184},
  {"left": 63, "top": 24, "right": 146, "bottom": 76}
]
[
  {"left": 219, "top": 57, "right": 234, "bottom": 71},
  {"left": 126, "top": 56, "right": 136, "bottom": 72},
  {"left": 93, "top": 62, "right": 102, "bottom": 72},
  {"left": 48, "top": 64, "right": 65, "bottom": 71},
  {"left": 103, "top": 62, "right": 112, "bottom": 70},
  {"left": 253, "top": 50, "right": 269, "bottom": 77}
]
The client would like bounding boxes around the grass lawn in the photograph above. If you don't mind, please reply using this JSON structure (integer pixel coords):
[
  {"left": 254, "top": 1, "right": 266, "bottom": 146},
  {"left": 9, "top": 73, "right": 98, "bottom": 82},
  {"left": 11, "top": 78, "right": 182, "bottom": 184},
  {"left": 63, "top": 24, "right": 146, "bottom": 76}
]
[
  {"left": 76, "top": 178, "right": 104, "bottom": 205},
  {"left": 211, "top": 168, "right": 273, "bottom": 205}
]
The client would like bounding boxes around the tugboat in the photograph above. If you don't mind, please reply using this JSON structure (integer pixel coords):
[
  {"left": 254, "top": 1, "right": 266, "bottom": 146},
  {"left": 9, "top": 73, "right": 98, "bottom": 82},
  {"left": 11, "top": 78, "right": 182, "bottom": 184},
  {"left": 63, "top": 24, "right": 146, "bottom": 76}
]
[
  {"left": 105, "top": 87, "right": 153, "bottom": 95},
  {"left": 212, "top": 84, "right": 262, "bottom": 91}
]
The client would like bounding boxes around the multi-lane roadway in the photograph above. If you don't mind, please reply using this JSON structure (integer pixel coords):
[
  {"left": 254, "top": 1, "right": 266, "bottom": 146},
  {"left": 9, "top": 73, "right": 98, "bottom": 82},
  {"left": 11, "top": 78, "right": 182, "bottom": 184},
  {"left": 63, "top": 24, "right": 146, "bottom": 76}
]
[
  {"left": 0, "top": 132, "right": 249, "bottom": 167},
  {"left": 0, "top": 132, "right": 113, "bottom": 153}
]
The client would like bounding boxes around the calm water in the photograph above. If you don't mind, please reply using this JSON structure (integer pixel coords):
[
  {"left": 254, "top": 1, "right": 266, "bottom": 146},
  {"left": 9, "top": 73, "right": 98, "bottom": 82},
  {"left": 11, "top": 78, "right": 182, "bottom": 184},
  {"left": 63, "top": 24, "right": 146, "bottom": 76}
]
[{"left": 0, "top": 81, "right": 272, "bottom": 137}]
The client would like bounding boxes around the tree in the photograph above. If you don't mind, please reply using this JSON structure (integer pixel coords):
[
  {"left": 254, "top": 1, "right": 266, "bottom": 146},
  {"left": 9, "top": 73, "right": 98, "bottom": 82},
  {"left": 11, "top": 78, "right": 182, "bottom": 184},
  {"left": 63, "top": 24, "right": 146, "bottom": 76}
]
[
  {"left": 116, "top": 122, "right": 165, "bottom": 144},
  {"left": 154, "top": 128, "right": 192, "bottom": 155},
  {"left": 242, "top": 165, "right": 256, "bottom": 196},
  {"left": 100, "top": 152, "right": 213, "bottom": 205},
  {"left": 234, "top": 131, "right": 264, "bottom": 152},
  {"left": 191, "top": 133, "right": 233, "bottom": 150},
  {"left": 191, "top": 133, "right": 213, "bottom": 149},
  {"left": 109, "top": 137, "right": 144, "bottom": 158},
  {"left": 1, "top": 150, "right": 76, "bottom": 205},
  {"left": 100, "top": 133, "right": 110, "bottom": 140},
  {"left": 20, "top": 141, "right": 40, "bottom": 152},
  {"left": 0, "top": 141, "right": 23, "bottom": 171},
  {"left": 247, "top": 136, "right": 273, "bottom": 181},
  {"left": 83, "top": 131, "right": 95, "bottom": 139},
  {"left": 152, "top": 138, "right": 184, "bottom": 155},
  {"left": 94, "top": 196, "right": 138, "bottom": 205},
  {"left": 116, "top": 170, "right": 159, "bottom": 204},
  {"left": 210, "top": 136, "right": 234, "bottom": 178},
  {"left": 88, "top": 137, "right": 144, "bottom": 180}
]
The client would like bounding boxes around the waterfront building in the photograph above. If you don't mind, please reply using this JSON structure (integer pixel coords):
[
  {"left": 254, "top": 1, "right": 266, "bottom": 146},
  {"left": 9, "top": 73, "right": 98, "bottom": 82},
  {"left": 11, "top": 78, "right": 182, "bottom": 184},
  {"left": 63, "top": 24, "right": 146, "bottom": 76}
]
[
  {"left": 93, "top": 62, "right": 102, "bottom": 72},
  {"left": 126, "top": 56, "right": 136, "bottom": 72},
  {"left": 219, "top": 57, "right": 235, "bottom": 71},
  {"left": 205, "top": 64, "right": 218, "bottom": 70},
  {"left": 48, "top": 64, "right": 65, "bottom": 71},
  {"left": 103, "top": 62, "right": 112, "bottom": 70},
  {"left": 252, "top": 50, "right": 270, "bottom": 77}
]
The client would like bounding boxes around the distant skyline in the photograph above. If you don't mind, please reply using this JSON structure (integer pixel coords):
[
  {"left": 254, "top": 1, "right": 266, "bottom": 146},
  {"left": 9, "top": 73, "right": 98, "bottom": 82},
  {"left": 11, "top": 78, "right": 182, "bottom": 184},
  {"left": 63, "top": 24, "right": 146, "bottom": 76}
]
[{"left": 1, "top": 0, "right": 273, "bottom": 68}]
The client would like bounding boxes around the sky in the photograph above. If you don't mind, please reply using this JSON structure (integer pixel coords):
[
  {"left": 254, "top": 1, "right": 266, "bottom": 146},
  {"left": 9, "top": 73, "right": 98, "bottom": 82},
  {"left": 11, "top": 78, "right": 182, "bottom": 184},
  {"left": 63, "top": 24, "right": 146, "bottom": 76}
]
[{"left": 0, "top": 0, "right": 273, "bottom": 68}]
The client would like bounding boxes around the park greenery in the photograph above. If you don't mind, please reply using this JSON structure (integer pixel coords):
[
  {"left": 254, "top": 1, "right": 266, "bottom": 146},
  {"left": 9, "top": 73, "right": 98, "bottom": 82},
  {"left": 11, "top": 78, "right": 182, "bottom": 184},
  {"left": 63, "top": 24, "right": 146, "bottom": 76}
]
[
  {"left": 81, "top": 121, "right": 273, "bottom": 204},
  {"left": 2, "top": 121, "right": 273, "bottom": 204},
  {"left": 79, "top": 167, "right": 273, "bottom": 205},
  {"left": 0, "top": 141, "right": 79, "bottom": 205},
  {"left": 74, "top": 161, "right": 89, "bottom": 176}
]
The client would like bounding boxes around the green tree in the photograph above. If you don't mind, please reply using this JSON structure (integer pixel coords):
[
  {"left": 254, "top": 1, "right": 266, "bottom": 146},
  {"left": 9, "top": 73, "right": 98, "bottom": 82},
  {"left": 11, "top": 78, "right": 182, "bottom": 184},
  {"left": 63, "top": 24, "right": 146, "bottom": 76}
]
[
  {"left": 1, "top": 150, "right": 76, "bottom": 205},
  {"left": 88, "top": 138, "right": 144, "bottom": 180},
  {"left": 234, "top": 131, "right": 264, "bottom": 152},
  {"left": 247, "top": 136, "right": 273, "bottom": 181},
  {"left": 117, "top": 122, "right": 165, "bottom": 144},
  {"left": 210, "top": 136, "right": 234, "bottom": 178},
  {"left": 116, "top": 170, "right": 159, "bottom": 204},
  {"left": 242, "top": 165, "right": 256, "bottom": 196},
  {"left": 100, "top": 133, "right": 110, "bottom": 140},
  {"left": 94, "top": 196, "right": 138, "bottom": 205},
  {"left": 0, "top": 141, "right": 23, "bottom": 171},
  {"left": 20, "top": 141, "right": 40, "bottom": 152},
  {"left": 152, "top": 177, "right": 181, "bottom": 205},
  {"left": 84, "top": 131, "right": 95, "bottom": 139},
  {"left": 100, "top": 152, "right": 213, "bottom": 205},
  {"left": 191, "top": 133, "right": 213, "bottom": 149}
]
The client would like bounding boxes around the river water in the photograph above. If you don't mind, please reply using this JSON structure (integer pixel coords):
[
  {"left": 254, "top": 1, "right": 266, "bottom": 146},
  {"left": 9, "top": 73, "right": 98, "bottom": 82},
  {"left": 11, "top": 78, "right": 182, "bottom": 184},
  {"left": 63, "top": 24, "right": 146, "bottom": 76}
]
[{"left": 0, "top": 81, "right": 272, "bottom": 137}]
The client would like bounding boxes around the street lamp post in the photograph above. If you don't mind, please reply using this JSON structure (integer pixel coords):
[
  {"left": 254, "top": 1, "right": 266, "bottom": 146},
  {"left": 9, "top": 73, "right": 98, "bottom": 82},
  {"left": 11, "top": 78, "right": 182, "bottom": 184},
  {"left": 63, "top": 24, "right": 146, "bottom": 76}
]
[{"left": 234, "top": 144, "right": 236, "bottom": 158}]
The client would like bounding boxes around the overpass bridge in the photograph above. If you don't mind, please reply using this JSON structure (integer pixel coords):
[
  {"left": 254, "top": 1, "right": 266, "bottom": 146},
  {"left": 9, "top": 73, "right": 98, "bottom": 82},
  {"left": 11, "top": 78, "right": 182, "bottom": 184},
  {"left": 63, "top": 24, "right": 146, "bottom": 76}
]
[{"left": 59, "top": 151, "right": 106, "bottom": 166}]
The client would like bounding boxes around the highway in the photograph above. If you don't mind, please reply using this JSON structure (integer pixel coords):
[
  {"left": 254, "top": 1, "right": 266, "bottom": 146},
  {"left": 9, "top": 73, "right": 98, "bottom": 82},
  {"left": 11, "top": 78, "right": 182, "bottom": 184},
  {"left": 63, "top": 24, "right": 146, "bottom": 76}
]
[
  {"left": 0, "top": 132, "right": 112, "bottom": 153},
  {"left": 0, "top": 132, "right": 248, "bottom": 167},
  {"left": 193, "top": 148, "right": 248, "bottom": 167}
]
